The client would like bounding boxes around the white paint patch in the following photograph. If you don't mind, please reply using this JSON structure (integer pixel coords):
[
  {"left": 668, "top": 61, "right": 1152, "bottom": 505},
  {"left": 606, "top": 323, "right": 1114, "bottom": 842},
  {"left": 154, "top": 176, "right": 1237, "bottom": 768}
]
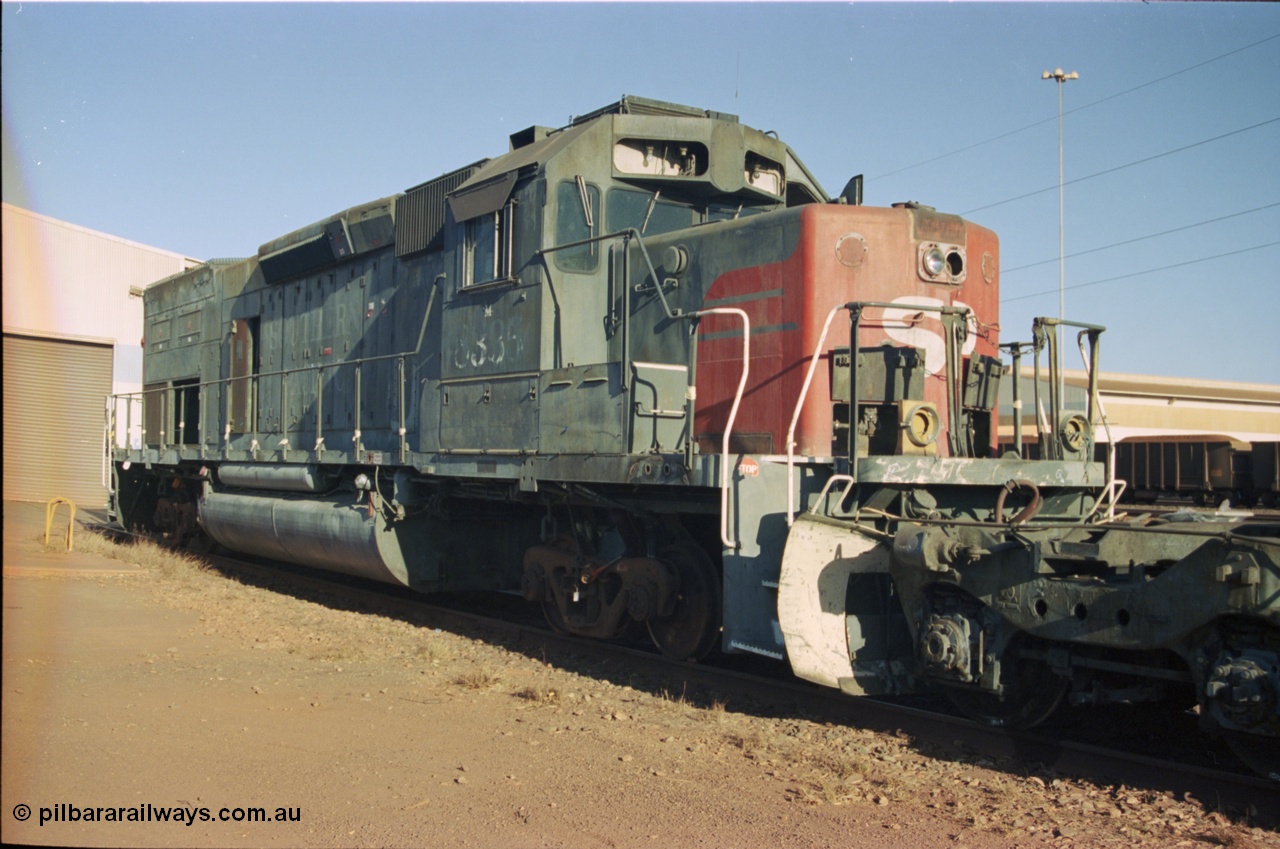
[
  {"left": 879, "top": 296, "right": 977, "bottom": 376},
  {"left": 778, "top": 518, "right": 888, "bottom": 690}
]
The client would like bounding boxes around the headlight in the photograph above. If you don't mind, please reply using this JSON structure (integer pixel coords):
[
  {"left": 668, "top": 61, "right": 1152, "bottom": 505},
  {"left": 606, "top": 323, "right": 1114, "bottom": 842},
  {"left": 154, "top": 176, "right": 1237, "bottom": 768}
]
[
  {"left": 918, "top": 242, "right": 967, "bottom": 284},
  {"left": 922, "top": 247, "right": 945, "bottom": 277}
]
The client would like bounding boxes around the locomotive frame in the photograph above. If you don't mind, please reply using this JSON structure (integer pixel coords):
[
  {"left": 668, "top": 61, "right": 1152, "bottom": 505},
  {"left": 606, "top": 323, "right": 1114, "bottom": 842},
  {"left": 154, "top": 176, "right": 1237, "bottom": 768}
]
[{"left": 107, "top": 96, "right": 1279, "bottom": 776}]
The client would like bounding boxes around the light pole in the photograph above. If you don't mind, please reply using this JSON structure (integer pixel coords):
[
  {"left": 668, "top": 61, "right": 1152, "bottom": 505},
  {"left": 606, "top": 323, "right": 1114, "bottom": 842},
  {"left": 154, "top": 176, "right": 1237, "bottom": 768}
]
[
  {"left": 1042, "top": 68, "right": 1078, "bottom": 332},
  {"left": 1043, "top": 68, "right": 1077, "bottom": 417}
]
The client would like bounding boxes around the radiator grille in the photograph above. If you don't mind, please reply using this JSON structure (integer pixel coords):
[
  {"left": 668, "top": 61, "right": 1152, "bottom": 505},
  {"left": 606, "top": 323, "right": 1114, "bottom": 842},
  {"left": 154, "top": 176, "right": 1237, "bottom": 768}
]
[{"left": 395, "top": 160, "right": 487, "bottom": 258}]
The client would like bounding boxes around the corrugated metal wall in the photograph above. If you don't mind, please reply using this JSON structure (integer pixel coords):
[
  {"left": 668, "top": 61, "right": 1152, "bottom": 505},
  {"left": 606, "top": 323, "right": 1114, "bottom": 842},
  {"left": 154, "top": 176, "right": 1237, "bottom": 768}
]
[{"left": 3, "top": 333, "right": 113, "bottom": 508}]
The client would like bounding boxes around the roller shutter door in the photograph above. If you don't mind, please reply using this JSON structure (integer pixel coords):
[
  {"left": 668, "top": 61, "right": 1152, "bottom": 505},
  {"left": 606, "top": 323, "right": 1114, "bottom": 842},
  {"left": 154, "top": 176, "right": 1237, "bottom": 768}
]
[{"left": 3, "top": 333, "right": 113, "bottom": 508}]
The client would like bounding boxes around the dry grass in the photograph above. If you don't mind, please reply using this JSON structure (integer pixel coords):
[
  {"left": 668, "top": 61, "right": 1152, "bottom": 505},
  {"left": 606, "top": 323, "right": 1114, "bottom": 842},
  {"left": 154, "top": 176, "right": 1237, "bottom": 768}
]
[
  {"left": 795, "top": 776, "right": 865, "bottom": 806},
  {"left": 455, "top": 670, "right": 502, "bottom": 690},
  {"left": 657, "top": 686, "right": 687, "bottom": 705},
  {"left": 418, "top": 639, "right": 455, "bottom": 664},
  {"left": 725, "top": 727, "right": 771, "bottom": 759},
  {"left": 653, "top": 686, "right": 698, "bottom": 717},
  {"left": 794, "top": 758, "right": 871, "bottom": 806},
  {"left": 776, "top": 740, "right": 878, "bottom": 807},
  {"left": 798, "top": 748, "right": 872, "bottom": 779},
  {"left": 706, "top": 704, "right": 888, "bottom": 809},
  {"left": 70, "top": 529, "right": 210, "bottom": 580},
  {"left": 513, "top": 683, "right": 561, "bottom": 705}
]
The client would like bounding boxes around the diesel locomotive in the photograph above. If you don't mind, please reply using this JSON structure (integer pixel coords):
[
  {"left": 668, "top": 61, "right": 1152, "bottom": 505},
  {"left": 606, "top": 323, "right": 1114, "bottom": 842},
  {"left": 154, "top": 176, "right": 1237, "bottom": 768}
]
[{"left": 107, "top": 96, "right": 1279, "bottom": 775}]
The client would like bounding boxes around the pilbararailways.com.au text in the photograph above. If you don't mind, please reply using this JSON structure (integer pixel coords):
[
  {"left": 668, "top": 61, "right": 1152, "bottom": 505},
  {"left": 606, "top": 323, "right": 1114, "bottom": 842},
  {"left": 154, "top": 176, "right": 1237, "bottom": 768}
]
[{"left": 33, "top": 803, "right": 300, "bottom": 827}]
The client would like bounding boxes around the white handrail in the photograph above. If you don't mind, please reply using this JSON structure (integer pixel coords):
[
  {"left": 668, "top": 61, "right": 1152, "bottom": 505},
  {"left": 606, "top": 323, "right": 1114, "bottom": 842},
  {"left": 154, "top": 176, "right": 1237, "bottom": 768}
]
[
  {"left": 1086, "top": 478, "right": 1127, "bottom": 523},
  {"left": 1077, "top": 332, "right": 1119, "bottom": 519},
  {"left": 693, "top": 307, "right": 750, "bottom": 550},
  {"left": 786, "top": 304, "right": 847, "bottom": 525},
  {"left": 809, "top": 473, "right": 857, "bottom": 516}
]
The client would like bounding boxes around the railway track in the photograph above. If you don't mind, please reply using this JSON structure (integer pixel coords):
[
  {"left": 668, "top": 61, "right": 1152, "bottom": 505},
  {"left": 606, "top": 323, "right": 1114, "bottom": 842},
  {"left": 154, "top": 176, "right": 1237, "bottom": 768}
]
[{"left": 84, "top": 520, "right": 1278, "bottom": 821}]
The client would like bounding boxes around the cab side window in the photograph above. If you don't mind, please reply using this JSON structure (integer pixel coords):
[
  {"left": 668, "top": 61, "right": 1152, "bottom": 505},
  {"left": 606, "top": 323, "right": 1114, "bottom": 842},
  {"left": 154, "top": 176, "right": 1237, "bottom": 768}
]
[
  {"left": 607, "top": 188, "right": 694, "bottom": 237},
  {"left": 465, "top": 203, "right": 513, "bottom": 286},
  {"left": 555, "top": 180, "right": 599, "bottom": 273}
]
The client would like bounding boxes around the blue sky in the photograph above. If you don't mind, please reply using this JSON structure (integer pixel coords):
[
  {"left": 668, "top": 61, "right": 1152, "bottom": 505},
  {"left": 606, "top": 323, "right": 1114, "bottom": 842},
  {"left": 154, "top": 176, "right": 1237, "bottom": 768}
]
[{"left": 4, "top": 3, "right": 1278, "bottom": 384}]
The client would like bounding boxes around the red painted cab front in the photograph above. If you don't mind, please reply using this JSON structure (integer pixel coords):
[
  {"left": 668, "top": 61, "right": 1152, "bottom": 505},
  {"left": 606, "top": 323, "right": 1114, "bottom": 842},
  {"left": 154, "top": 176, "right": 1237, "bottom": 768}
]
[{"left": 694, "top": 203, "right": 1000, "bottom": 460}]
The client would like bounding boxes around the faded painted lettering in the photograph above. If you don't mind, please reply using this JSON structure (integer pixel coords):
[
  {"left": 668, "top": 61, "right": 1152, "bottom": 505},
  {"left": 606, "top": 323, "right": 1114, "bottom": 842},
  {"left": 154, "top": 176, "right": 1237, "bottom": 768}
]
[{"left": 453, "top": 318, "right": 524, "bottom": 370}]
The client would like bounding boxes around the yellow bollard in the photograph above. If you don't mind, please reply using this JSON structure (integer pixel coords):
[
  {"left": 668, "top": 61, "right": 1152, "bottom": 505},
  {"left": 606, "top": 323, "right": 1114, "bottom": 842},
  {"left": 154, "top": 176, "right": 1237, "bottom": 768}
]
[{"left": 45, "top": 497, "right": 76, "bottom": 550}]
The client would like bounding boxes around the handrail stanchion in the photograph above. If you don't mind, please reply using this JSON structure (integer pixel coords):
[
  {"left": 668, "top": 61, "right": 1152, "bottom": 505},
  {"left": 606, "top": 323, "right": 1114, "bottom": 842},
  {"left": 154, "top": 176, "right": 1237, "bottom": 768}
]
[
  {"left": 281, "top": 371, "right": 289, "bottom": 449},
  {"left": 103, "top": 398, "right": 113, "bottom": 491},
  {"left": 225, "top": 370, "right": 234, "bottom": 451},
  {"left": 315, "top": 365, "right": 325, "bottom": 457},
  {"left": 691, "top": 307, "right": 749, "bottom": 550},
  {"left": 786, "top": 304, "right": 847, "bottom": 526},
  {"left": 198, "top": 381, "right": 206, "bottom": 458},
  {"left": 178, "top": 382, "right": 187, "bottom": 448},
  {"left": 786, "top": 301, "right": 972, "bottom": 525},
  {"left": 354, "top": 363, "right": 363, "bottom": 457},
  {"left": 159, "top": 384, "right": 169, "bottom": 453},
  {"left": 398, "top": 356, "right": 408, "bottom": 464},
  {"left": 251, "top": 374, "right": 260, "bottom": 458}
]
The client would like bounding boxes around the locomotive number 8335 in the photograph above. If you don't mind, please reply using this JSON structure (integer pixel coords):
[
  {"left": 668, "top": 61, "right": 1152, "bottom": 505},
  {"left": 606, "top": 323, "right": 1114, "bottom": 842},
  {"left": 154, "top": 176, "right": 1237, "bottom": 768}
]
[{"left": 108, "top": 96, "right": 1280, "bottom": 777}]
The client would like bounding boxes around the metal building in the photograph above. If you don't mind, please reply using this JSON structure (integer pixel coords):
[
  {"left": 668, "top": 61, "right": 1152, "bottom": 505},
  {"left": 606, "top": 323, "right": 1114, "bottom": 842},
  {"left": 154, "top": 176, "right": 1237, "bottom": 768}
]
[{"left": 2, "top": 203, "right": 198, "bottom": 508}]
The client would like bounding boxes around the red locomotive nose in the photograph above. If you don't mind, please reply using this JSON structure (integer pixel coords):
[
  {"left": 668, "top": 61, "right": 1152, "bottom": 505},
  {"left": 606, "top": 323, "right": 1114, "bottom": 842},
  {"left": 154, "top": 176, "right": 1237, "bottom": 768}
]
[{"left": 694, "top": 203, "right": 1000, "bottom": 460}]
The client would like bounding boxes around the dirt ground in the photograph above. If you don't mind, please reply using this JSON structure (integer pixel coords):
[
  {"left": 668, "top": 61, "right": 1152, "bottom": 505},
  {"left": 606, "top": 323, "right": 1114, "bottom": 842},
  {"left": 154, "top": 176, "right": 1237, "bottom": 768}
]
[{"left": 2, "top": 501, "right": 1276, "bottom": 848}]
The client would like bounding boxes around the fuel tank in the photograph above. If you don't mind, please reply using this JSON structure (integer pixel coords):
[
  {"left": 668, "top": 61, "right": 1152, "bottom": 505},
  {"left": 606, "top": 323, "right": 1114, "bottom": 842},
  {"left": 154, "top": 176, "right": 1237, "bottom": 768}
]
[
  {"left": 216, "top": 463, "right": 338, "bottom": 493},
  {"left": 198, "top": 491, "right": 410, "bottom": 586}
]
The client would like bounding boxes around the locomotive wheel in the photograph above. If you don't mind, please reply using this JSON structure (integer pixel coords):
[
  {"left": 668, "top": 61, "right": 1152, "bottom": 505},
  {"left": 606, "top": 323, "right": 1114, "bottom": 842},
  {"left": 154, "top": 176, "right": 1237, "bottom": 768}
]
[
  {"left": 646, "top": 543, "right": 721, "bottom": 662},
  {"left": 1222, "top": 731, "right": 1280, "bottom": 782},
  {"left": 540, "top": 596, "right": 571, "bottom": 636},
  {"left": 946, "top": 658, "right": 1068, "bottom": 729}
]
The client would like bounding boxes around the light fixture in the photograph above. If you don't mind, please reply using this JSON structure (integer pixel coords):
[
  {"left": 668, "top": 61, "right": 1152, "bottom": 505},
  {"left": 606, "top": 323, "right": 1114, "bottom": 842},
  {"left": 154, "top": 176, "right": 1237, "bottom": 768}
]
[{"left": 922, "top": 247, "right": 946, "bottom": 277}]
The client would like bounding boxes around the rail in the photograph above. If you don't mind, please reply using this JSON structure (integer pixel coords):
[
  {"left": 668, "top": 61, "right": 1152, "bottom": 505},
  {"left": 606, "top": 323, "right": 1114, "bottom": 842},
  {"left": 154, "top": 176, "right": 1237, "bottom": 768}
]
[
  {"left": 538, "top": 225, "right": 686, "bottom": 399},
  {"left": 809, "top": 473, "right": 856, "bottom": 517},
  {"left": 785, "top": 301, "right": 970, "bottom": 525},
  {"left": 1024, "top": 317, "right": 1113, "bottom": 519},
  {"left": 785, "top": 304, "right": 847, "bottom": 526},
  {"left": 112, "top": 229, "right": 744, "bottom": 533},
  {"left": 1074, "top": 324, "right": 1117, "bottom": 519},
  {"left": 690, "top": 307, "right": 749, "bottom": 550},
  {"left": 538, "top": 226, "right": 683, "bottom": 321},
  {"left": 542, "top": 226, "right": 749, "bottom": 548},
  {"left": 106, "top": 350, "right": 415, "bottom": 464},
  {"left": 1085, "top": 478, "right": 1127, "bottom": 522}
]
